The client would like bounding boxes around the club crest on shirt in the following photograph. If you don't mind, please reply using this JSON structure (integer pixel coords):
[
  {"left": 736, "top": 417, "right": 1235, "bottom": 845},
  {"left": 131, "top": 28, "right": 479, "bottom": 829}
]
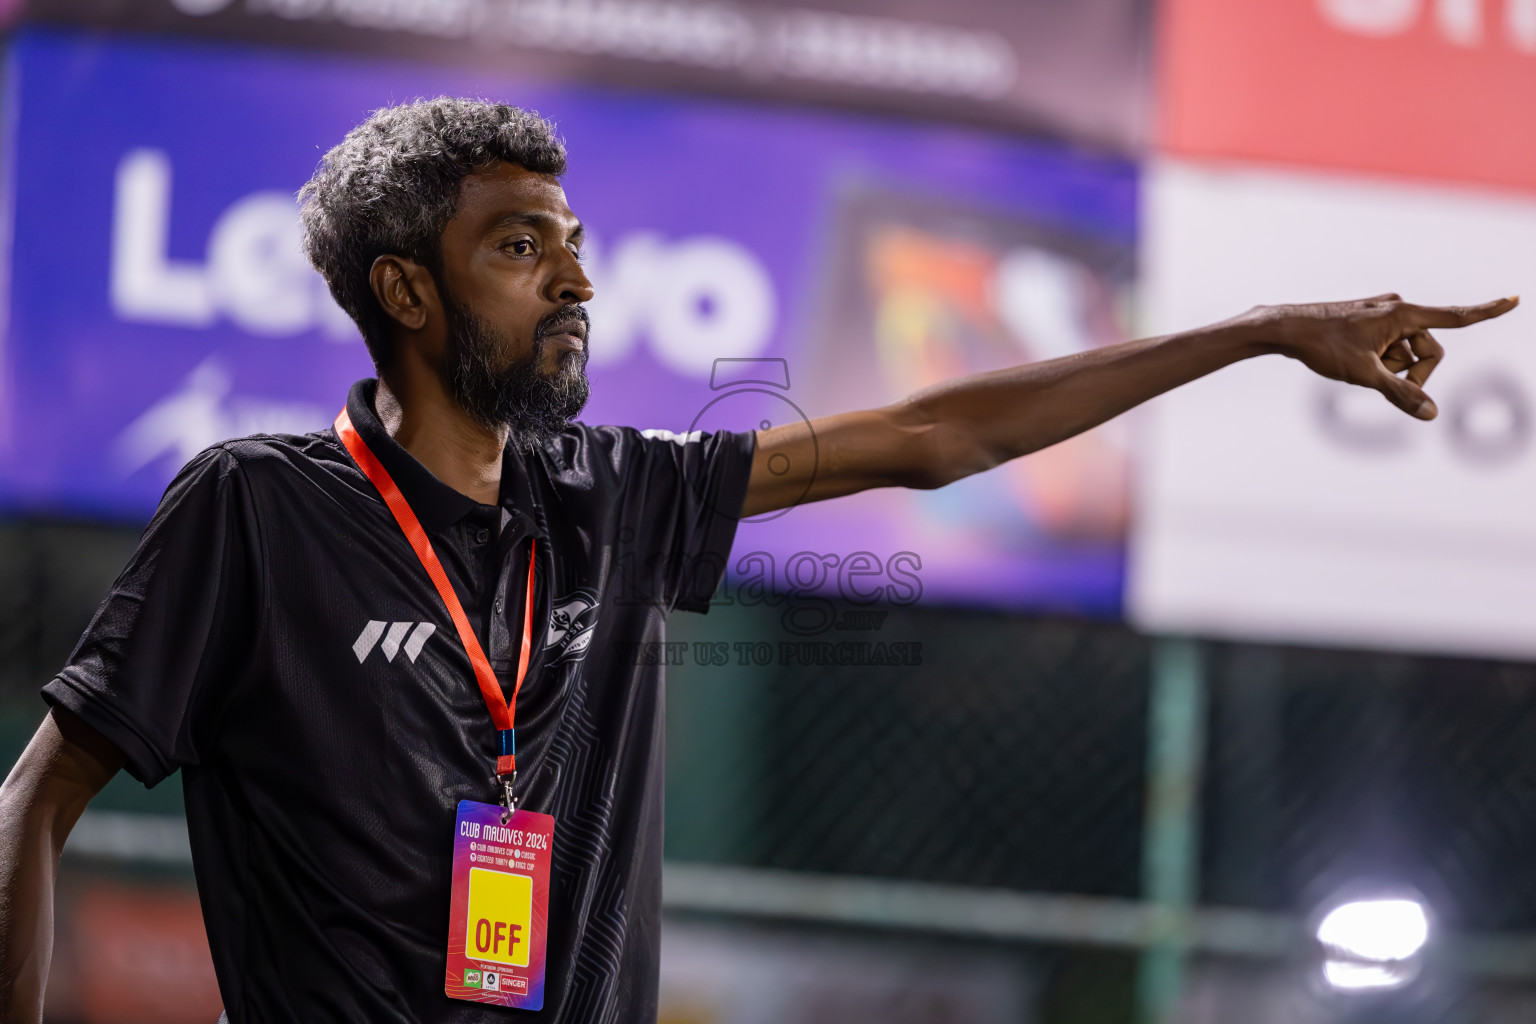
[{"left": 546, "top": 590, "right": 599, "bottom": 663}]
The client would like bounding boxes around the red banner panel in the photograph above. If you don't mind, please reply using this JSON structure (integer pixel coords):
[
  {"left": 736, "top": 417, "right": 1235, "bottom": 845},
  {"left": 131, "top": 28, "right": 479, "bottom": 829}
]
[
  {"left": 52, "top": 883, "right": 224, "bottom": 1024},
  {"left": 1159, "top": 0, "right": 1536, "bottom": 192}
]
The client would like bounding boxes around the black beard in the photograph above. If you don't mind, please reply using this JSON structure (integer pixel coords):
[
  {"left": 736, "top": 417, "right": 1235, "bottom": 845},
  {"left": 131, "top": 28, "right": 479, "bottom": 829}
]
[{"left": 444, "top": 297, "right": 591, "bottom": 452}]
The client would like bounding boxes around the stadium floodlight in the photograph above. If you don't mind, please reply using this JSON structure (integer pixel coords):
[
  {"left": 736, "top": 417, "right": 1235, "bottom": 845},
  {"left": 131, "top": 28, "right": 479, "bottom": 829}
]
[
  {"left": 1316, "top": 897, "right": 1430, "bottom": 992},
  {"left": 1321, "top": 959, "right": 1419, "bottom": 991}
]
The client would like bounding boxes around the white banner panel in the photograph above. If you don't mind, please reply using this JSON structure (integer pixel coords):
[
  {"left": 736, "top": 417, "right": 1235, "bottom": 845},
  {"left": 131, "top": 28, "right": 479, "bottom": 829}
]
[{"left": 1131, "top": 160, "right": 1536, "bottom": 658}]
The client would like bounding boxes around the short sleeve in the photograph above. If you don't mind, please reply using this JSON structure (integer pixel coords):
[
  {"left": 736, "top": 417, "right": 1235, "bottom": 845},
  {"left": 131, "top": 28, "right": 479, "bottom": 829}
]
[
  {"left": 625, "top": 427, "right": 756, "bottom": 613},
  {"left": 42, "top": 446, "right": 261, "bottom": 786}
]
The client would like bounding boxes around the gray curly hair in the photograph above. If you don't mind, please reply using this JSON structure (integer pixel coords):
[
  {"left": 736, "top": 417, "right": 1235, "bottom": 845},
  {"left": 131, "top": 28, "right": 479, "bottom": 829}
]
[{"left": 299, "top": 97, "right": 567, "bottom": 367}]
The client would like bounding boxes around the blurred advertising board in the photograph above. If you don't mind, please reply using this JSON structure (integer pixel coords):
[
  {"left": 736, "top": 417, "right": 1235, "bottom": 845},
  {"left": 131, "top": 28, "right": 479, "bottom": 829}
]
[
  {"left": 14, "top": 0, "right": 1153, "bottom": 151},
  {"left": 45, "top": 880, "right": 222, "bottom": 1024},
  {"left": 658, "top": 919, "right": 1033, "bottom": 1024},
  {"left": 1131, "top": 160, "right": 1536, "bottom": 658},
  {"left": 0, "top": 28, "right": 1137, "bottom": 615},
  {"left": 1159, "top": 0, "right": 1536, "bottom": 192},
  {"left": 1140, "top": 0, "right": 1536, "bottom": 658}
]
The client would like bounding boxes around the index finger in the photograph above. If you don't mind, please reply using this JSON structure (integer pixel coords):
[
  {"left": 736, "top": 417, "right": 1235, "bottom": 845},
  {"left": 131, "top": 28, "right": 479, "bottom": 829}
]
[{"left": 1399, "top": 295, "right": 1519, "bottom": 329}]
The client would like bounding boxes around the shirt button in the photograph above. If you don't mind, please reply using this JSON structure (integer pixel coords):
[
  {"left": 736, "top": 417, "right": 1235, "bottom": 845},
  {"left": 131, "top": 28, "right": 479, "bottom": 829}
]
[
  {"left": 476, "top": 528, "right": 491, "bottom": 544},
  {"left": 495, "top": 598, "right": 505, "bottom": 614}
]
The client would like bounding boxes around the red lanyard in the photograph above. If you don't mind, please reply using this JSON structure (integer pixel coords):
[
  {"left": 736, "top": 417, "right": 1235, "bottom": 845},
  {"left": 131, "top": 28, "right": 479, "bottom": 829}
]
[{"left": 335, "top": 409, "right": 536, "bottom": 787}]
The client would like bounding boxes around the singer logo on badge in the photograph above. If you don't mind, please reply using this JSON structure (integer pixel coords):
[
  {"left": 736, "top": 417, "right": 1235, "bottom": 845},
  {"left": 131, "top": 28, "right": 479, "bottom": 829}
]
[{"left": 467, "top": 868, "right": 532, "bottom": 968}]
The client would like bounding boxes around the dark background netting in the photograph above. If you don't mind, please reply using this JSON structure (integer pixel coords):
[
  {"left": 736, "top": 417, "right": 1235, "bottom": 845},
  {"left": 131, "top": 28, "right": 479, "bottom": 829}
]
[
  {"left": 669, "top": 593, "right": 1536, "bottom": 936},
  {"left": 1202, "top": 644, "right": 1536, "bottom": 932},
  {"left": 668, "top": 603, "right": 1151, "bottom": 897}
]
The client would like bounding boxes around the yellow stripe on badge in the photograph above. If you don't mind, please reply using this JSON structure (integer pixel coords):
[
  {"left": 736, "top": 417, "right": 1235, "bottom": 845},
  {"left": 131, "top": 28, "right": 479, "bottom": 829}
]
[{"left": 466, "top": 868, "right": 533, "bottom": 968}]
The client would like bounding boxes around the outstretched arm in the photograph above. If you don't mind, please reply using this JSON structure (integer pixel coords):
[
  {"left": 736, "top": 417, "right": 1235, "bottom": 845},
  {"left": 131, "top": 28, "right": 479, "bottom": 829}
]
[
  {"left": 742, "top": 294, "right": 1518, "bottom": 517},
  {"left": 0, "top": 708, "right": 122, "bottom": 1023}
]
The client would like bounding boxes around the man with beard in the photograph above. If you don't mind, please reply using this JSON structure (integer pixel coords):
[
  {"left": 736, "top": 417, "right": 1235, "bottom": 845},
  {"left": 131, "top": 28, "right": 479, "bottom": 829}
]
[{"left": 0, "top": 98, "right": 1515, "bottom": 1024}]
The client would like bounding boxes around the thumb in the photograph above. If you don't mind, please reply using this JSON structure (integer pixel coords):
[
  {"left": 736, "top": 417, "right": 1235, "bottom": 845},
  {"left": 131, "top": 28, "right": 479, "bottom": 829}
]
[{"left": 1373, "top": 366, "right": 1437, "bottom": 420}]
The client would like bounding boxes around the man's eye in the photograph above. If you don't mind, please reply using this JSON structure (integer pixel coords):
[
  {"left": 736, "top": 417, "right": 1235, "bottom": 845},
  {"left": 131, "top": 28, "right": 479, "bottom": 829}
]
[{"left": 507, "top": 239, "right": 535, "bottom": 256}]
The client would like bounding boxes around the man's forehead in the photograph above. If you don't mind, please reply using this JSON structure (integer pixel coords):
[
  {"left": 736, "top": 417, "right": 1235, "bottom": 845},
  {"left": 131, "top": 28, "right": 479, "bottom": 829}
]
[{"left": 456, "top": 161, "right": 576, "bottom": 229}]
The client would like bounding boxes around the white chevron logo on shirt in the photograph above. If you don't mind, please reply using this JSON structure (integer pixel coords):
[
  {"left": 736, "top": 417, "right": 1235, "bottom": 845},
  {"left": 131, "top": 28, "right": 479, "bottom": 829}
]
[{"left": 353, "top": 621, "right": 437, "bottom": 664}]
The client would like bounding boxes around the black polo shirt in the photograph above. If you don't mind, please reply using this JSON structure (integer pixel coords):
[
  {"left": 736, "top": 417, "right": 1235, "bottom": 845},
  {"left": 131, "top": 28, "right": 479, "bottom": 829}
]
[{"left": 43, "top": 379, "right": 754, "bottom": 1024}]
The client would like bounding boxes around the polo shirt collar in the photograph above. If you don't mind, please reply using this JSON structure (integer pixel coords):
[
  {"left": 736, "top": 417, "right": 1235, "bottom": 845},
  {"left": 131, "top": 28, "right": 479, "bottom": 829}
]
[{"left": 344, "top": 378, "right": 526, "bottom": 533}]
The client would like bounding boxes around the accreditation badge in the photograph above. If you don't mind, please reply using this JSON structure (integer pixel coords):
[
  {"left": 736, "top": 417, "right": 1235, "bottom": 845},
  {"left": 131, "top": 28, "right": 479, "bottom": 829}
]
[{"left": 445, "top": 800, "right": 555, "bottom": 1010}]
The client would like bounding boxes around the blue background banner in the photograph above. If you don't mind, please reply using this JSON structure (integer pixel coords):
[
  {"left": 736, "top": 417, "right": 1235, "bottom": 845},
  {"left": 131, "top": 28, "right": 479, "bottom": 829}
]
[{"left": 1, "top": 27, "right": 1136, "bottom": 614}]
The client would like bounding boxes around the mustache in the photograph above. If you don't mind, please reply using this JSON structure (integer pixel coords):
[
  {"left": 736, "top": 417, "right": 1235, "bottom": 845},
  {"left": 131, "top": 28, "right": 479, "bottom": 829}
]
[{"left": 534, "top": 304, "right": 590, "bottom": 344}]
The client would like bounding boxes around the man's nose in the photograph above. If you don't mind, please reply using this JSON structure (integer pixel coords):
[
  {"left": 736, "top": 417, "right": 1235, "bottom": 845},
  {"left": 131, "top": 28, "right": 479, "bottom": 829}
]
[{"left": 549, "top": 252, "right": 595, "bottom": 306}]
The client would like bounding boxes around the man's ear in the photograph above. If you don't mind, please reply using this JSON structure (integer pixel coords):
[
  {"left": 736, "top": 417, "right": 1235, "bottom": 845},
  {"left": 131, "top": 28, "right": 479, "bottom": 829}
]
[{"left": 369, "top": 254, "right": 437, "bottom": 332}]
